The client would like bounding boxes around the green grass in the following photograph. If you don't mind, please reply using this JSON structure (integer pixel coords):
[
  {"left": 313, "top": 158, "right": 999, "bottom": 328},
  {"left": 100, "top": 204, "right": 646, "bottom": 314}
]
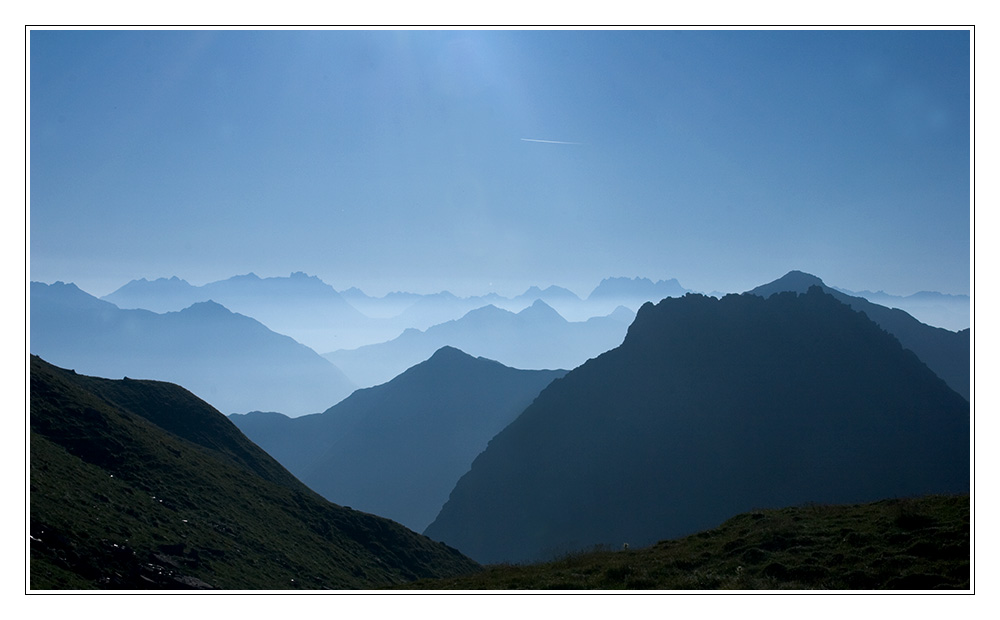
[
  {"left": 30, "top": 356, "right": 479, "bottom": 590},
  {"left": 400, "top": 494, "right": 970, "bottom": 590}
]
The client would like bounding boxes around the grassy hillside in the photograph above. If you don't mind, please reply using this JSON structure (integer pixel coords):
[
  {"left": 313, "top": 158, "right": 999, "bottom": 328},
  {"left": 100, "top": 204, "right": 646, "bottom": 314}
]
[
  {"left": 403, "top": 494, "right": 969, "bottom": 590},
  {"left": 29, "top": 356, "right": 479, "bottom": 589}
]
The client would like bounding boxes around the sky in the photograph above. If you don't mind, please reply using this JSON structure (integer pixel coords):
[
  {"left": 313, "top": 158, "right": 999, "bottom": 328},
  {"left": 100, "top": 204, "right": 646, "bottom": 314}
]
[{"left": 29, "top": 28, "right": 972, "bottom": 299}]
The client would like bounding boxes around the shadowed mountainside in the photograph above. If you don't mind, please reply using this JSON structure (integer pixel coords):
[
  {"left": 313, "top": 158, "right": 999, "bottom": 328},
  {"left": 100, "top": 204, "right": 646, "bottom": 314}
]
[
  {"left": 423, "top": 288, "right": 969, "bottom": 564},
  {"left": 29, "top": 356, "right": 479, "bottom": 589},
  {"left": 231, "top": 347, "right": 567, "bottom": 532},
  {"left": 31, "top": 281, "right": 355, "bottom": 415},
  {"left": 747, "top": 271, "right": 969, "bottom": 399}
]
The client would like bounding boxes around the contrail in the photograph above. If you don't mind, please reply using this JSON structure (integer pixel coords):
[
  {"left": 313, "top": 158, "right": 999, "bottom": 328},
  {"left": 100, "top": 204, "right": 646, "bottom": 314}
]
[{"left": 520, "top": 138, "right": 583, "bottom": 145}]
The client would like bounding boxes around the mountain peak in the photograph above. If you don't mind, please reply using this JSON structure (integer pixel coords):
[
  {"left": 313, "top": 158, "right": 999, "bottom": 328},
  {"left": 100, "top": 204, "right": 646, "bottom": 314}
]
[
  {"left": 517, "top": 299, "right": 565, "bottom": 323},
  {"left": 425, "top": 286, "right": 970, "bottom": 564},
  {"left": 748, "top": 271, "right": 827, "bottom": 298},
  {"left": 180, "top": 299, "right": 232, "bottom": 315},
  {"left": 428, "top": 345, "right": 474, "bottom": 362}
]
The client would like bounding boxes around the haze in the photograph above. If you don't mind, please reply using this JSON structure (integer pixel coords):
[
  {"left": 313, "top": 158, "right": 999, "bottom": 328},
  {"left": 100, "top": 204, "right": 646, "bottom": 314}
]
[{"left": 29, "top": 29, "right": 971, "bottom": 299}]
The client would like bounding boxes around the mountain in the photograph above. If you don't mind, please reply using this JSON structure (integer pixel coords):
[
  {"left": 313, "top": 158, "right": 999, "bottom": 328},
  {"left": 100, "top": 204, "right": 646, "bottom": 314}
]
[
  {"left": 338, "top": 287, "right": 423, "bottom": 319},
  {"left": 423, "top": 288, "right": 970, "bottom": 564},
  {"left": 31, "top": 281, "right": 355, "bottom": 415},
  {"left": 29, "top": 356, "right": 479, "bottom": 589},
  {"left": 834, "top": 287, "right": 970, "bottom": 332},
  {"left": 98, "top": 275, "right": 202, "bottom": 312},
  {"left": 515, "top": 285, "right": 581, "bottom": 303},
  {"left": 324, "top": 300, "right": 633, "bottom": 388},
  {"left": 103, "top": 272, "right": 374, "bottom": 351},
  {"left": 747, "top": 271, "right": 970, "bottom": 399},
  {"left": 231, "top": 347, "right": 567, "bottom": 532},
  {"left": 584, "top": 277, "right": 689, "bottom": 315}
]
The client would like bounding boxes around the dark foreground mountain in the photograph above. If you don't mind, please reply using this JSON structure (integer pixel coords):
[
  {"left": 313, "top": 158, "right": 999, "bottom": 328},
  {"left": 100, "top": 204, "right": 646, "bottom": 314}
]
[
  {"left": 231, "top": 347, "right": 566, "bottom": 532},
  {"left": 424, "top": 288, "right": 969, "bottom": 564},
  {"left": 31, "top": 281, "right": 355, "bottom": 415},
  {"left": 325, "top": 300, "right": 631, "bottom": 388},
  {"left": 29, "top": 356, "right": 478, "bottom": 589},
  {"left": 747, "top": 271, "right": 970, "bottom": 399},
  {"left": 406, "top": 494, "right": 969, "bottom": 590}
]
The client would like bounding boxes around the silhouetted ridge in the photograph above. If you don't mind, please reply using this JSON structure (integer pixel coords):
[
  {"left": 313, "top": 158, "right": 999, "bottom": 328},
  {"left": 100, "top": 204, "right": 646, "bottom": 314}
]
[
  {"left": 747, "top": 270, "right": 825, "bottom": 297},
  {"left": 423, "top": 288, "right": 969, "bottom": 564},
  {"left": 746, "top": 271, "right": 969, "bottom": 399},
  {"left": 180, "top": 299, "right": 232, "bottom": 315},
  {"left": 517, "top": 299, "right": 565, "bottom": 323},
  {"left": 231, "top": 347, "right": 566, "bottom": 532}
]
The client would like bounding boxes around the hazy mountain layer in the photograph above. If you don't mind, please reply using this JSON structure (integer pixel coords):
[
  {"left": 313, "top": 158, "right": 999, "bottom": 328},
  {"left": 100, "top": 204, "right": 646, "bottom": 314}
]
[
  {"left": 232, "top": 347, "right": 566, "bottom": 532},
  {"left": 747, "top": 271, "right": 970, "bottom": 399},
  {"left": 29, "top": 356, "right": 479, "bottom": 589},
  {"left": 584, "top": 276, "right": 689, "bottom": 316},
  {"left": 31, "top": 281, "right": 355, "bottom": 415},
  {"left": 835, "top": 287, "right": 969, "bottom": 332},
  {"left": 101, "top": 273, "right": 695, "bottom": 350},
  {"left": 102, "top": 272, "right": 376, "bottom": 352},
  {"left": 323, "top": 300, "right": 633, "bottom": 388},
  {"left": 424, "top": 288, "right": 970, "bottom": 564}
]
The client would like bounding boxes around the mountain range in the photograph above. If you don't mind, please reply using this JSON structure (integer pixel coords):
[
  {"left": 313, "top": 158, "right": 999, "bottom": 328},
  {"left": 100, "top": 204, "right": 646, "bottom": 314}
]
[
  {"left": 323, "top": 300, "right": 633, "bottom": 388},
  {"left": 30, "top": 356, "right": 478, "bottom": 589},
  {"left": 29, "top": 268, "right": 972, "bottom": 587},
  {"left": 100, "top": 273, "right": 697, "bottom": 351},
  {"left": 231, "top": 347, "right": 567, "bottom": 532},
  {"left": 97, "top": 271, "right": 967, "bottom": 356},
  {"left": 30, "top": 281, "right": 355, "bottom": 415},
  {"left": 101, "top": 272, "right": 377, "bottom": 352},
  {"left": 423, "top": 287, "right": 970, "bottom": 564}
]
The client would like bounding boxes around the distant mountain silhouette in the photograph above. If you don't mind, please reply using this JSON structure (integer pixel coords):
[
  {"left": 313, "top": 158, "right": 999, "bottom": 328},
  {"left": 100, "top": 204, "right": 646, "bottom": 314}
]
[
  {"left": 100, "top": 275, "right": 201, "bottom": 311},
  {"left": 103, "top": 272, "right": 374, "bottom": 351},
  {"left": 324, "top": 300, "right": 633, "bottom": 388},
  {"left": 31, "top": 281, "right": 355, "bottom": 415},
  {"left": 423, "top": 288, "right": 970, "bottom": 564},
  {"left": 231, "top": 347, "right": 566, "bottom": 532},
  {"left": 747, "top": 271, "right": 969, "bottom": 399},
  {"left": 30, "top": 356, "right": 478, "bottom": 589},
  {"left": 102, "top": 273, "right": 697, "bottom": 349},
  {"left": 338, "top": 287, "right": 423, "bottom": 319},
  {"left": 833, "top": 287, "right": 969, "bottom": 332},
  {"left": 588, "top": 276, "right": 688, "bottom": 300},
  {"left": 516, "top": 285, "right": 581, "bottom": 302}
]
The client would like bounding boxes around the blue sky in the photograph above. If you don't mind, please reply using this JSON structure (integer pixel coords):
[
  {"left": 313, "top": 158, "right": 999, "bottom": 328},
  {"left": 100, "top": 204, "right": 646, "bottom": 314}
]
[{"left": 29, "top": 28, "right": 971, "bottom": 298}]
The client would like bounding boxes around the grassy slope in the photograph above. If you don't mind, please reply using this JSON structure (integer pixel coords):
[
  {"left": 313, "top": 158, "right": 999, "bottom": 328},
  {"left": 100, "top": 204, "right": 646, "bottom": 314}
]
[
  {"left": 29, "top": 356, "right": 479, "bottom": 590},
  {"left": 403, "top": 494, "right": 969, "bottom": 590}
]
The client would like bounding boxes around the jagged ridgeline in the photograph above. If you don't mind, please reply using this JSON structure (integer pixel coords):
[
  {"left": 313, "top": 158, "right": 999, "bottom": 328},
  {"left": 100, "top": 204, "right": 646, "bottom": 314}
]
[
  {"left": 424, "top": 288, "right": 970, "bottom": 564},
  {"left": 29, "top": 356, "right": 478, "bottom": 589}
]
